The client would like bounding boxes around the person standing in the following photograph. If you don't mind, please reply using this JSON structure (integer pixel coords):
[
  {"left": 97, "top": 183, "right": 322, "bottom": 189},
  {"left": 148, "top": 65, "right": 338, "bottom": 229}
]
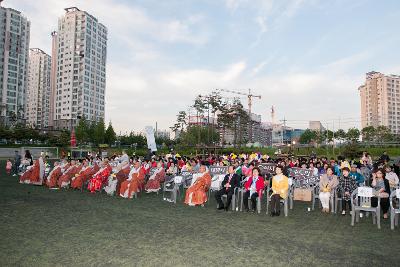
[
  {"left": 13, "top": 151, "right": 21, "bottom": 176},
  {"left": 215, "top": 165, "right": 240, "bottom": 211}
]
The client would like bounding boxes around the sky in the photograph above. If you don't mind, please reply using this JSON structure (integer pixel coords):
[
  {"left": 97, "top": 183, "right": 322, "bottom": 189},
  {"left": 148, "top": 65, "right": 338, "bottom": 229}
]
[{"left": 5, "top": 0, "right": 400, "bottom": 133}]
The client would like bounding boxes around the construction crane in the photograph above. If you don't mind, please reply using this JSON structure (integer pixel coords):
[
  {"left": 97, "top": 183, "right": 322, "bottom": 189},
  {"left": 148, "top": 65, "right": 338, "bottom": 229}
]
[{"left": 218, "top": 88, "right": 261, "bottom": 142}]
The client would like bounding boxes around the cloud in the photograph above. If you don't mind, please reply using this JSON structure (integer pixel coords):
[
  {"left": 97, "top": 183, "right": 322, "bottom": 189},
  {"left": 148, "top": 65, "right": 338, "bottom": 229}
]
[
  {"left": 225, "top": 0, "right": 248, "bottom": 12},
  {"left": 6, "top": 0, "right": 211, "bottom": 132},
  {"left": 5, "top": 0, "right": 385, "bottom": 133},
  {"left": 251, "top": 61, "right": 268, "bottom": 75},
  {"left": 8, "top": 0, "right": 209, "bottom": 54}
]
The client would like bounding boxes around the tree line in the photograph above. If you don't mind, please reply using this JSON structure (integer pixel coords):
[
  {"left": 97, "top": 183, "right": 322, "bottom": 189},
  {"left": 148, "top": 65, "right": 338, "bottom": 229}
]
[
  {"left": 299, "top": 125, "right": 398, "bottom": 145},
  {"left": 0, "top": 117, "right": 174, "bottom": 150},
  {"left": 171, "top": 90, "right": 251, "bottom": 148}
]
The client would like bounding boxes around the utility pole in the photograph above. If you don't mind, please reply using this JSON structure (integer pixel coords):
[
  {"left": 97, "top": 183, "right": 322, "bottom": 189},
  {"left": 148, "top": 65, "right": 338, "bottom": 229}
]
[
  {"left": 332, "top": 120, "right": 335, "bottom": 156},
  {"left": 280, "top": 117, "right": 287, "bottom": 145},
  {"left": 326, "top": 123, "right": 329, "bottom": 156}
]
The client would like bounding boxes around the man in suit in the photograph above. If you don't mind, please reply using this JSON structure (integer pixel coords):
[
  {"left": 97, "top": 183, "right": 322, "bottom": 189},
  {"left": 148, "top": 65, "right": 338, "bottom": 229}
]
[{"left": 215, "top": 165, "right": 240, "bottom": 211}]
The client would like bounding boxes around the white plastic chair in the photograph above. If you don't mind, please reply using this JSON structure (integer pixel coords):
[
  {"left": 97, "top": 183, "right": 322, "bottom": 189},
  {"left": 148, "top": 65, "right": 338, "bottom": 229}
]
[
  {"left": 351, "top": 187, "right": 381, "bottom": 229},
  {"left": 390, "top": 189, "right": 400, "bottom": 230},
  {"left": 265, "top": 183, "right": 288, "bottom": 217},
  {"left": 162, "top": 175, "right": 182, "bottom": 204}
]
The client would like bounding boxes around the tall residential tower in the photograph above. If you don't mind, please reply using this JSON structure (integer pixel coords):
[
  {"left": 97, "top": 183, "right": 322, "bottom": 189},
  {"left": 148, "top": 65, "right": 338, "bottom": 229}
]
[
  {"left": 0, "top": 3, "right": 30, "bottom": 125},
  {"left": 359, "top": 71, "right": 400, "bottom": 134},
  {"left": 53, "top": 7, "right": 107, "bottom": 130},
  {"left": 26, "top": 48, "right": 51, "bottom": 128}
]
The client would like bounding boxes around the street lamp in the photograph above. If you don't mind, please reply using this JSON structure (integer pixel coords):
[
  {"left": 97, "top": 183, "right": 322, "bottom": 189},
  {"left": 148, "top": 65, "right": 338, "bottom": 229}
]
[{"left": 292, "top": 140, "right": 296, "bottom": 155}]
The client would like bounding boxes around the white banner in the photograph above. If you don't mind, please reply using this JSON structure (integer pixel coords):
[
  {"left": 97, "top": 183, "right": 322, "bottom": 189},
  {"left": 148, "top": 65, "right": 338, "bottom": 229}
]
[{"left": 145, "top": 126, "right": 157, "bottom": 152}]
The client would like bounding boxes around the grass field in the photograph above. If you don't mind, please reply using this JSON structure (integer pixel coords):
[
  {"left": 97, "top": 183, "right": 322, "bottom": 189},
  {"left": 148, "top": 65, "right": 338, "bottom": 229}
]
[{"left": 0, "top": 173, "right": 399, "bottom": 267}]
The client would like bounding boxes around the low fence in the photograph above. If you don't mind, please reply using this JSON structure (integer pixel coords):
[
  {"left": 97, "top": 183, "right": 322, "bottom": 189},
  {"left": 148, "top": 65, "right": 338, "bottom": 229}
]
[{"left": 0, "top": 147, "right": 59, "bottom": 159}]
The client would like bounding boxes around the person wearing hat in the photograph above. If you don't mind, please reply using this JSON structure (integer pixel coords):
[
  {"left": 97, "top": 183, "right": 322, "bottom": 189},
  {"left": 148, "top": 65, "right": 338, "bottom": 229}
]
[
  {"left": 338, "top": 167, "right": 357, "bottom": 215},
  {"left": 349, "top": 164, "right": 365, "bottom": 186}
]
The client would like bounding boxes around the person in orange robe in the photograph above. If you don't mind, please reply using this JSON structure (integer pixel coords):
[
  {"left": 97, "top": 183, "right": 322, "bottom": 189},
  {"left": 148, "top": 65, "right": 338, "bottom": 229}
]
[
  {"left": 115, "top": 161, "right": 131, "bottom": 195},
  {"left": 88, "top": 160, "right": 112, "bottom": 193},
  {"left": 70, "top": 159, "right": 89, "bottom": 189},
  {"left": 71, "top": 162, "right": 100, "bottom": 189},
  {"left": 119, "top": 161, "right": 146, "bottom": 198},
  {"left": 46, "top": 161, "right": 62, "bottom": 188},
  {"left": 57, "top": 160, "right": 79, "bottom": 188},
  {"left": 184, "top": 165, "right": 212, "bottom": 206},
  {"left": 19, "top": 156, "right": 45, "bottom": 185},
  {"left": 145, "top": 161, "right": 166, "bottom": 193}
]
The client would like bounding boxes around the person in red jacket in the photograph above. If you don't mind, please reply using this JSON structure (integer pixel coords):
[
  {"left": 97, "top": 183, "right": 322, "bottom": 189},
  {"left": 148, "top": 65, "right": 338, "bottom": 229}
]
[{"left": 243, "top": 167, "right": 264, "bottom": 212}]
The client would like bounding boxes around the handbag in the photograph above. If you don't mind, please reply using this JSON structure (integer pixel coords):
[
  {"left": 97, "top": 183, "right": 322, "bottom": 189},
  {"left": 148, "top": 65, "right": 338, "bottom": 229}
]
[{"left": 293, "top": 188, "right": 312, "bottom": 202}]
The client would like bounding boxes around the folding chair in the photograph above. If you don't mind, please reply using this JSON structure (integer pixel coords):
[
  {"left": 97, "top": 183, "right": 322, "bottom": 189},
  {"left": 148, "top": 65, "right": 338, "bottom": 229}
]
[
  {"left": 311, "top": 184, "right": 320, "bottom": 210},
  {"left": 181, "top": 172, "right": 194, "bottom": 197},
  {"left": 312, "top": 184, "right": 335, "bottom": 212},
  {"left": 209, "top": 174, "right": 225, "bottom": 203},
  {"left": 334, "top": 187, "right": 344, "bottom": 214},
  {"left": 288, "top": 180, "right": 294, "bottom": 210},
  {"left": 218, "top": 187, "right": 240, "bottom": 211},
  {"left": 390, "top": 189, "right": 400, "bottom": 230},
  {"left": 265, "top": 183, "right": 288, "bottom": 217},
  {"left": 351, "top": 187, "right": 381, "bottom": 229},
  {"left": 240, "top": 189, "right": 263, "bottom": 214},
  {"left": 162, "top": 175, "right": 182, "bottom": 204}
]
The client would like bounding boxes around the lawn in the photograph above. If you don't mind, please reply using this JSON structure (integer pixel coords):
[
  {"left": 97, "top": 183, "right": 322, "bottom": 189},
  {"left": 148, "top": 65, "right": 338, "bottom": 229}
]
[{"left": 0, "top": 173, "right": 398, "bottom": 267}]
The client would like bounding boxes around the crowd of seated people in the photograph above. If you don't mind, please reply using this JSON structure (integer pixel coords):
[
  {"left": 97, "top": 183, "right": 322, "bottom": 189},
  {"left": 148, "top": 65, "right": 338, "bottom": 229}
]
[{"left": 16, "top": 150, "right": 399, "bottom": 220}]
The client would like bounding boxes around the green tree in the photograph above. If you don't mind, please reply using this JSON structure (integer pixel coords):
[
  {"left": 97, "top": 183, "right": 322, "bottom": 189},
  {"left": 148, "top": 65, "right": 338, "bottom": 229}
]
[
  {"left": 75, "top": 116, "right": 89, "bottom": 144},
  {"left": 346, "top": 128, "right": 360, "bottom": 143},
  {"left": 93, "top": 119, "right": 105, "bottom": 145},
  {"left": 217, "top": 101, "right": 234, "bottom": 145},
  {"left": 361, "top": 126, "right": 376, "bottom": 142},
  {"left": 177, "top": 111, "right": 187, "bottom": 132},
  {"left": 375, "top": 125, "right": 393, "bottom": 142},
  {"left": 0, "top": 125, "right": 11, "bottom": 139},
  {"left": 179, "top": 125, "right": 220, "bottom": 146},
  {"left": 325, "top": 130, "right": 334, "bottom": 143},
  {"left": 299, "top": 129, "right": 317, "bottom": 144},
  {"left": 87, "top": 121, "right": 96, "bottom": 143},
  {"left": 104, "top": 122, "right": 117, "bottom": 145},
  {"left": 335, "top": 129, "right": 346, "bottom": 143}
]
